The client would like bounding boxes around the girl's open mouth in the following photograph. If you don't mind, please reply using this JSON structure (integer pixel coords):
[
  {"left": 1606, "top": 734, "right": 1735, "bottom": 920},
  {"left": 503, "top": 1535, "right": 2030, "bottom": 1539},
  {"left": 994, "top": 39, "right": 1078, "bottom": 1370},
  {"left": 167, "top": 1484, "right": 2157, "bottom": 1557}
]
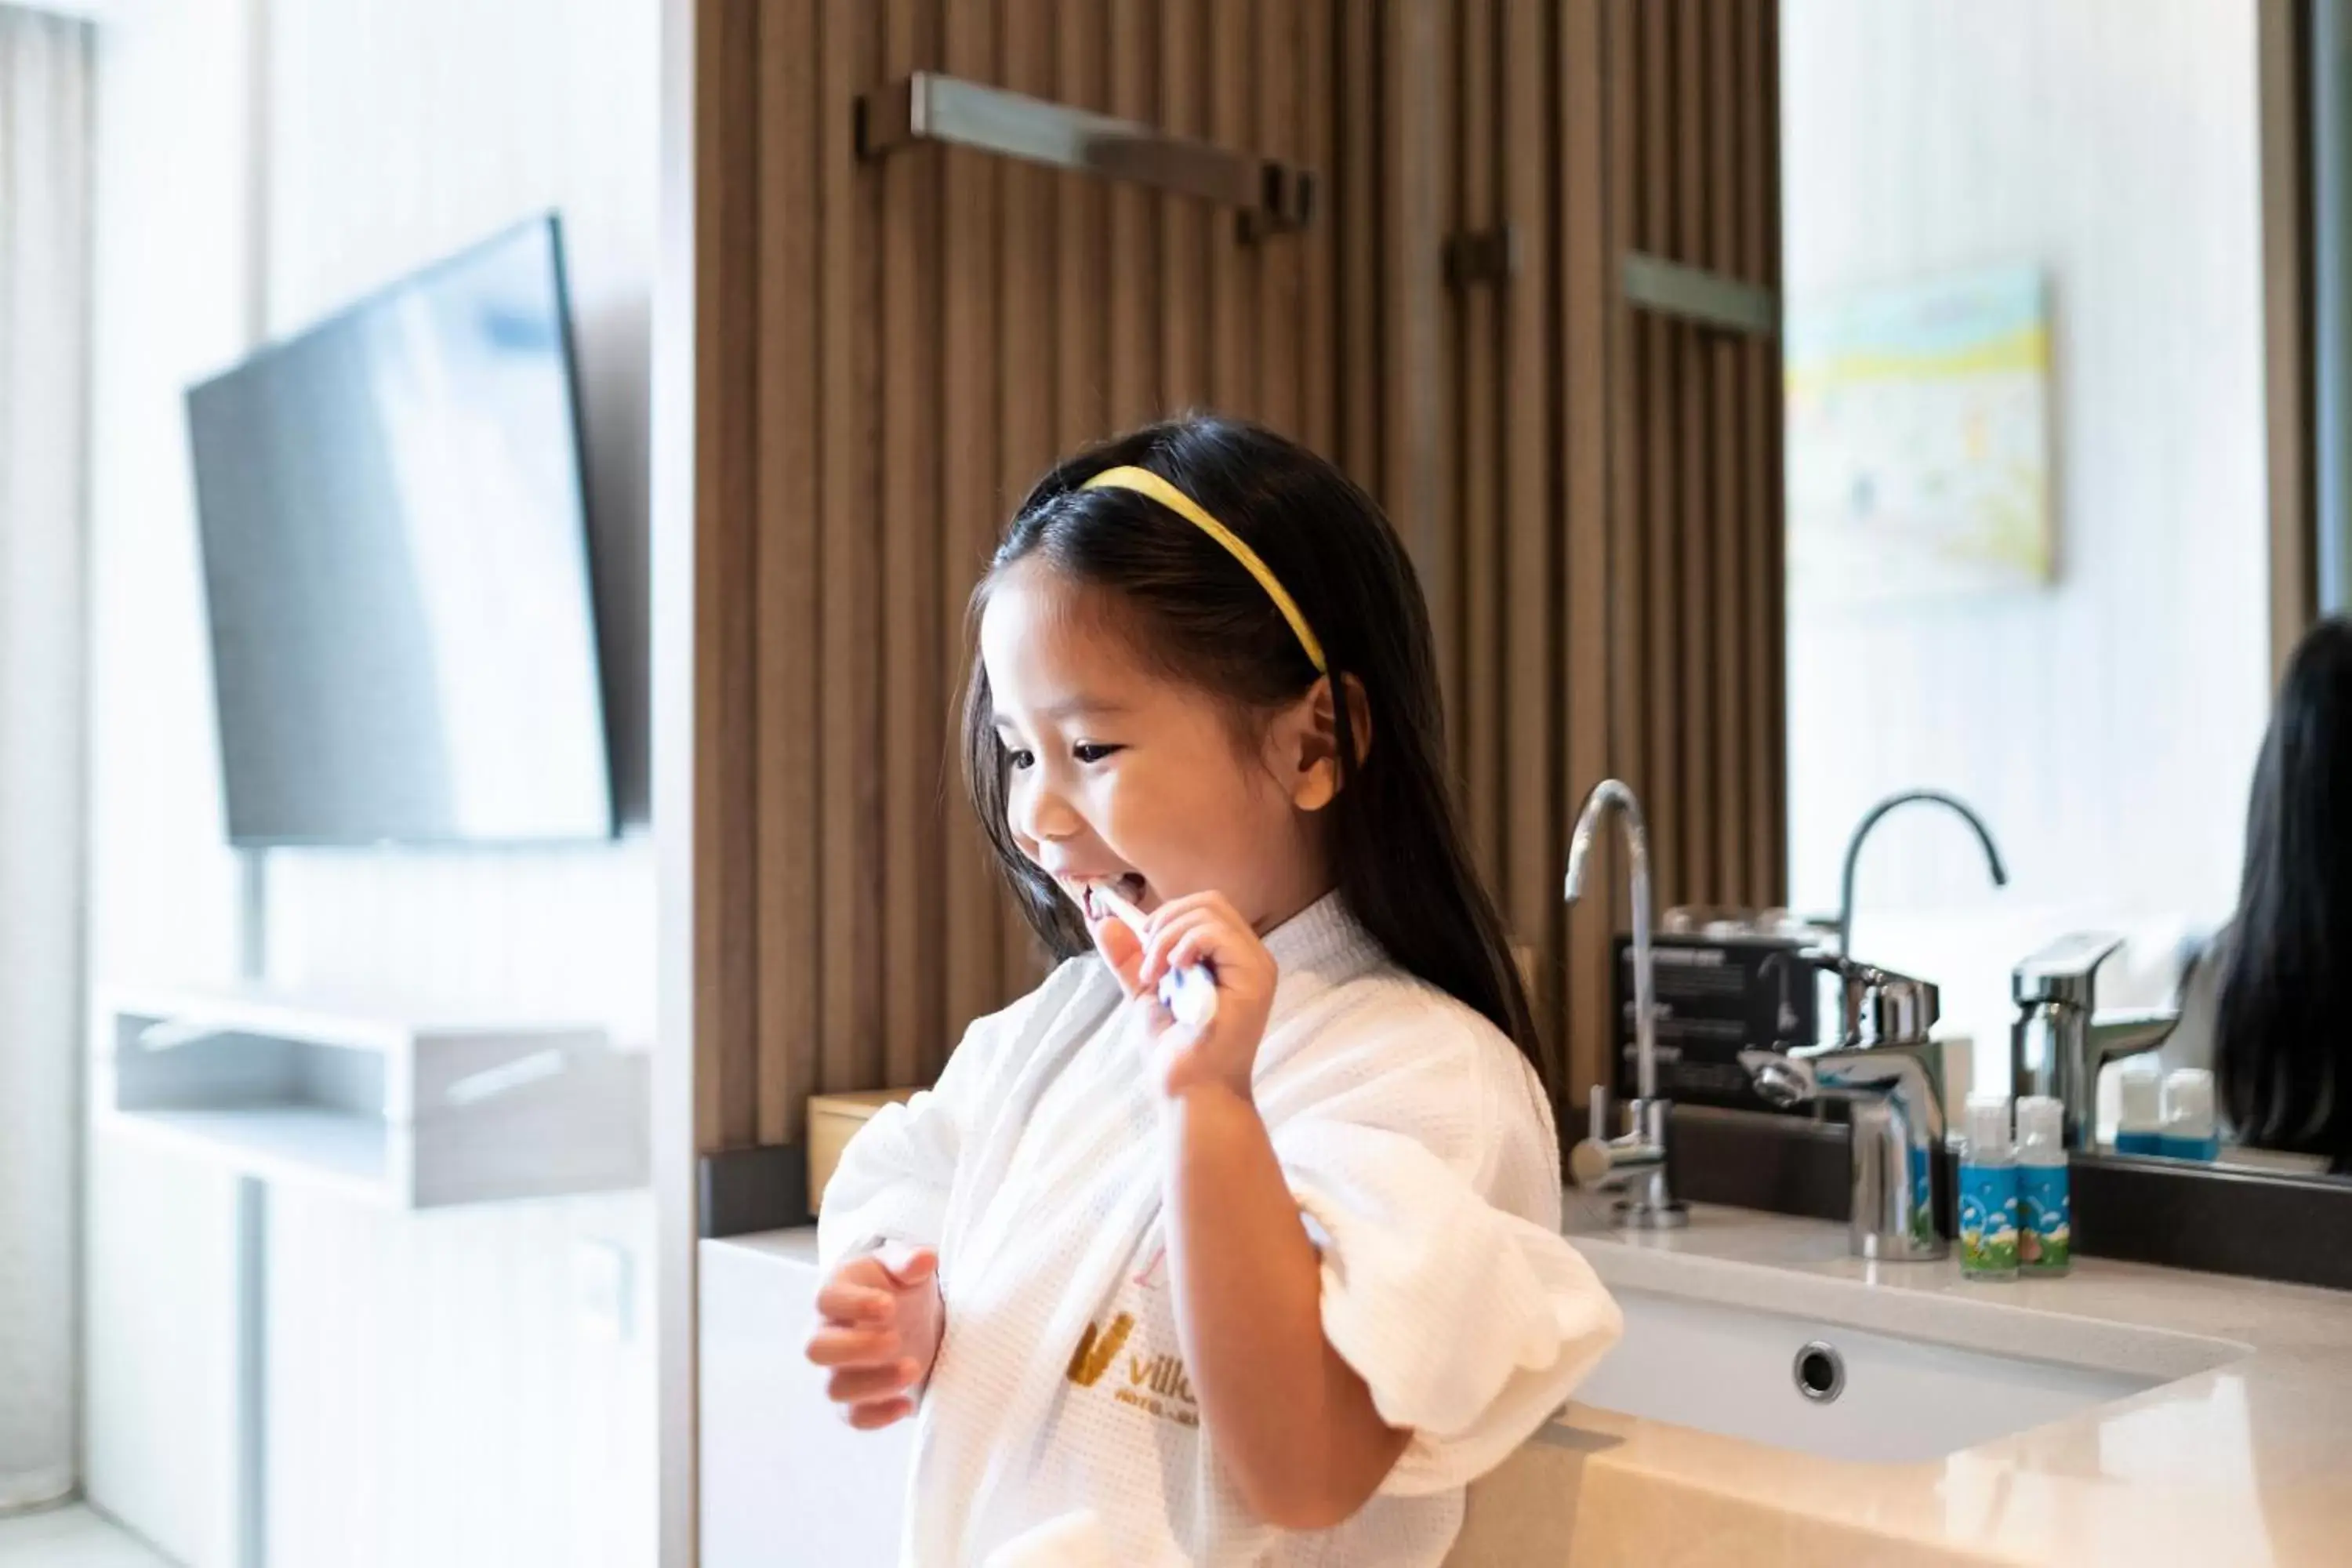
[{"left": 1071, "top": 873, "right": 1149, "bottom": 924}]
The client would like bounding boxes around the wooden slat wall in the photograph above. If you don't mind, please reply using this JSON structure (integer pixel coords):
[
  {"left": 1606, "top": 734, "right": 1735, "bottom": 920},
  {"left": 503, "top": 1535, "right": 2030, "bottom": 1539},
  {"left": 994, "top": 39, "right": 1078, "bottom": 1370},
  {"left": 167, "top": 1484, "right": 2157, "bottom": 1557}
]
[
  {"left": 747, "top": 0, "right": 820, "bottom": 1148},
  {"left": 1498, "top": 0, "right": 1558, "bottom": 1090},
  {"left": 1559, "top": 0, "right": 1614, "bottom": 1130},
  {"left": 1423, "top": 0, "right": 1788, "bottom": 1108},
  {"left": 2260, "top": 0, "right": 2318, "bottom": 682},
  {"left": 696, "top": 0, "right": 1358, "bottom": 1151},
  {"left": 691, "top": 0, "right": 1788, "bottom": 1160},
  {"left": 695, "top": 0, "right": 761, "bottom": 1155}
]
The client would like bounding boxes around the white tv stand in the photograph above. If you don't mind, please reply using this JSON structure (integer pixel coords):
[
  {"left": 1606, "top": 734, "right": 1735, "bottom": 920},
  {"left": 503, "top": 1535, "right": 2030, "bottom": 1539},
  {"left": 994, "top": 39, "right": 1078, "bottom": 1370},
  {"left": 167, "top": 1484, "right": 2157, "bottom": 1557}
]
[
  {"left": 91, "top": 982, "right": 649, "bottom": 1568},
  {"left": 94, "top": 983, "right": 648, "bottom": 1207}
]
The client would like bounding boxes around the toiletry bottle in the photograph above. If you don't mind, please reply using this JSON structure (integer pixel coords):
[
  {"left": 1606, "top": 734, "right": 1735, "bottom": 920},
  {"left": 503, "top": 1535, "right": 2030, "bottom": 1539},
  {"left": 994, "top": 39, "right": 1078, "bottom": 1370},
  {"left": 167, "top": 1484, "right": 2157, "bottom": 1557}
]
[
  {"left": 2016, "top": 1095, "right": 2071, "bottom": 1276},
  {"left": 2114, "top": 1061, "right": 2164, "bottom": 1156},
  {"left": 1958, "top": 1094, "right": 2020, "bottom": 1280},
  {"left": 2158, "top": 1068, "right": 2221, "bottom": 1161}
]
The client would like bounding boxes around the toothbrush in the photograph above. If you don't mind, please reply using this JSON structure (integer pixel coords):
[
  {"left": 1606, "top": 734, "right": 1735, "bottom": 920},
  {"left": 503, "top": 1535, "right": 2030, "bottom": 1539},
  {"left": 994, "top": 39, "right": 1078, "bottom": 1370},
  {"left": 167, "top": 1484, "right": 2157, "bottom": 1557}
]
[{"left": 1091, "top": 884, "right": 1220, "bottom": 1031}]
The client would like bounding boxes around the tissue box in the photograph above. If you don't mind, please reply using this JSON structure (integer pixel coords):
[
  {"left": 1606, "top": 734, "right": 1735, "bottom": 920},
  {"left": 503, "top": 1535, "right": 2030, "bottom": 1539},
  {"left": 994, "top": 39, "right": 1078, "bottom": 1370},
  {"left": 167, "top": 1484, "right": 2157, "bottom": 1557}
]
[{"left": 807, "top": 1089, "right": 917, "bottom": 1210}]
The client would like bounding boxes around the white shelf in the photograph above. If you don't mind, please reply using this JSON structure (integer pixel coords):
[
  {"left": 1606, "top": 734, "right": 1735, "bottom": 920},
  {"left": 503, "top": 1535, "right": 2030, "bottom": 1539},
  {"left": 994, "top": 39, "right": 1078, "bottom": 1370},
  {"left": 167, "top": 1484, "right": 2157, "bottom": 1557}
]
[
  {"left": 93, "top": 985, "right": 647, "bottom": 1208},
  {"left": 101, "top": 1105, "right": 390, "bottom": 1203}
]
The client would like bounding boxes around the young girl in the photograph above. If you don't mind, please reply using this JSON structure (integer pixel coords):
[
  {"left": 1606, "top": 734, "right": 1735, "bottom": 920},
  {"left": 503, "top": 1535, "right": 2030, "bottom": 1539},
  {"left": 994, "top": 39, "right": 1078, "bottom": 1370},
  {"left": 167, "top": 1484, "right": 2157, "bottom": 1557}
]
[
  {"left": 2161, "top": 616, "right": 2352, "bottom": 1173},
  {"left": 806, "top": 417, "right": 1622, "bottom": 1566}
]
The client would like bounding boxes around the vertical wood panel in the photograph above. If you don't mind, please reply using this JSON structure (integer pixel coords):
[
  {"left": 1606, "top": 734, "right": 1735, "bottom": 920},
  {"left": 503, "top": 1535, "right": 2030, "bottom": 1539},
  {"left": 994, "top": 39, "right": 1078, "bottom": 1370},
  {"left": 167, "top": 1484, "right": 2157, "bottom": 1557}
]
[
  {"left": 1761, "top": 0, "right": 1788, "bottom": 898},
  {"left": 816, "top": 0, "right": 884, "bottom": 1091},
  {"left": 878, "top": 0, "right": 943, "bottom": 1088},
  {"left": 1056, "top": 0, "right": 1109, "bottom": 449},
  {"left": 1208, "top": 0, "right": 1254, "bottom": 416},
  {"left": 1338, "top": 0, "right": 1379, "bottom": 484},
  {"left": 940, "top": 0, "right": 1003, "bottom": 1046},
  {"left": 1601, "top": 0, "right": 1646, "bottom": 1083},
  {"left": 1673, "top": 0, "right": 1714, "bottom": 902},
  {"left": 2262, "top": 0, "right": 2317, "bottom": 680},
  {"left": 1637, "top": 2, "right": 1681, "bottom": 903},
  {"left": 1500, "top": 0, "right": 1559, "bottom": 1077},
  {"left": 1562, "top": 0, "right": 1612, "bottom": 1107},
  {"left": 1706, "top": 0, "right": 1745, "bottom": 906},
  {"left": 1388, "top": 0, "right": 1459, "bottom": 729},
  {"left": 1742, "top": 0, "right": 1775, "bottom": 905},
  {"left": 1160, "top": 0, "right": 1208, "bottom": 408},
  {"left": 1000, "top": 0, "right": 1054, "bottom": 989},
  {"left": 1106, "top": 0, "right": 1161, "bottom": 430},
  {"left": 1432, "top": 0, "right": 1461, "bottom": 735},
  {"left": 1300, "top": 0, "right": 1338, "bottom": 457},
  {"left": 1460, "top": 0, "right": 1501, "bottom": 877},
  {"left": 1258, "top": 0, "right": 1301, "bottom": 436},
  {"left": 748, "top": 0, "right": 814, "bottom": 1147}
]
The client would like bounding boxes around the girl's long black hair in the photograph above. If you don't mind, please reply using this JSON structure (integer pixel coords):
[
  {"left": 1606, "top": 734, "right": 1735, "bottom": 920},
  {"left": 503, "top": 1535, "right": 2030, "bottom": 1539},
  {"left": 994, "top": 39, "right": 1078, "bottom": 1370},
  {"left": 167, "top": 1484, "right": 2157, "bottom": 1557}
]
[
  {"left": 961, "top": 416, "right": 1550, "bottom": 1092},
  {"left": 2215, "top": 615, "right": 2352, "bottom": 1172}
]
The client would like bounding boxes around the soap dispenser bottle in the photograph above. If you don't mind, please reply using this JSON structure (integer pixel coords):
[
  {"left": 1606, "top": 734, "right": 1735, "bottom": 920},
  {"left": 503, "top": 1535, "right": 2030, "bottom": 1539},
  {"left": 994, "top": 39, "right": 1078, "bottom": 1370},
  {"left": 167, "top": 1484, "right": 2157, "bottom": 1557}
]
[
  {"left": 2016, "top": 1095, "right": 2071, "bottom": 1276},
  {"left": 1958, "top": 1094, "right": 2020, "bottom": 1280},
  {"left": 2115, "top": 1061, "right": 2164, "bottom": 1156},
  {"left": 2158, "top": 1069, "right": 2221, "bottom": 1161}
]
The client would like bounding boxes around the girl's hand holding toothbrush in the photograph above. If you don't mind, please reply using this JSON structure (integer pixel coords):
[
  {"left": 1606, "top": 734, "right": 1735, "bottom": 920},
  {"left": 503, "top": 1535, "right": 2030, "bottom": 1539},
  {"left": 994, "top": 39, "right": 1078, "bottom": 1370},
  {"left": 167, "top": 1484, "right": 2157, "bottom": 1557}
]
[{"left": 1091, "top": 891, "right": 1276, "bottom": 1101}]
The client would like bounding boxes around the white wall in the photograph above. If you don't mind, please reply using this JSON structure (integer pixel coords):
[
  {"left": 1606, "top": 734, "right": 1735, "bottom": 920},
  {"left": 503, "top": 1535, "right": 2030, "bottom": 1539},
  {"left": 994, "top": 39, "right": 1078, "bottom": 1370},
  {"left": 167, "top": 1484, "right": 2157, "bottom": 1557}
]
[
  {"left": 82, "top": 0, "right": 660, "bottom": 1562},
  {"left": 1780, "top": 0, "right": 2273, "bottom": 1063},
  {"left": 82, "top": 3, "right": 260, "bottom": 1554},
  {"left": 0, "top": 2, "right": 96, "bottom": 1514}
]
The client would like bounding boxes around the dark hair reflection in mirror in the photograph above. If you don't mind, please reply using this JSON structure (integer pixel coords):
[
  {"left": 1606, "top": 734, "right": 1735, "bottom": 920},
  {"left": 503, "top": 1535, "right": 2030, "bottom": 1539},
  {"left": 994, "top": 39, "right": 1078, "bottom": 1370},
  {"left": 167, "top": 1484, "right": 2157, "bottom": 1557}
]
[{"left": 2214, "top": 615, "right": 2352, "bottom": 1174}]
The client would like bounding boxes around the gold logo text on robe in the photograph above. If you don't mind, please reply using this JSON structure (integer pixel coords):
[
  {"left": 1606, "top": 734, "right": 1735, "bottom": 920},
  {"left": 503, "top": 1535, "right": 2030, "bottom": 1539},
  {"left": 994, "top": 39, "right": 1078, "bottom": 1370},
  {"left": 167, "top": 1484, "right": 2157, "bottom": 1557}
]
[{"left": 1065, "top": 1313, "right": 1136, "bottom": 1388}]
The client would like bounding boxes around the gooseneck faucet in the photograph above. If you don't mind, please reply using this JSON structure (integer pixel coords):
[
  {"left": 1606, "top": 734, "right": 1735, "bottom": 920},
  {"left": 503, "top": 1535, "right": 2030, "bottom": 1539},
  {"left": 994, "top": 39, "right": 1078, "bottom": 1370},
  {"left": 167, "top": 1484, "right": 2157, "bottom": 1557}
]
[
  {"left": 1563, "top": 779, "right": 1687, "bottom": 1230},
  {"left": 1836, "top": 789, "right": 2009, "bottom": 958}
]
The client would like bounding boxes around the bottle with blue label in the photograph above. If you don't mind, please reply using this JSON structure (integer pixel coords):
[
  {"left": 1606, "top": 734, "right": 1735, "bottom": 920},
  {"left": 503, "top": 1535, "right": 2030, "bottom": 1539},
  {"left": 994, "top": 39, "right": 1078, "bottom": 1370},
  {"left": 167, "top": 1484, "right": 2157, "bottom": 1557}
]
[
  {"left": 2016, "top": 1094, "right": 2071, "bottom": 1276},
  {"left": 1908, "top": 1143, "right": 1937, "bottom": 1250},
  {"left": 2115, "top": 1061, "right": 2164, "bottom": 1155},
  {"left": 2159, "top": 1068, "right": 2222, "bottom": 1161},
  {"left": 1958, "top": 1094, "right": 2020, "bottom": 1279}
]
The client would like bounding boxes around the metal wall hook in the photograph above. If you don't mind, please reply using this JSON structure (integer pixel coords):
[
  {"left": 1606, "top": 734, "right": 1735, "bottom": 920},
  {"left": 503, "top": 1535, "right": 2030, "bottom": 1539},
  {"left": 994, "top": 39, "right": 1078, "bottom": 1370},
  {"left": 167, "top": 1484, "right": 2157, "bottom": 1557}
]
[{"left": 857, "top": 72, "right": 1318, "bottom": 241}]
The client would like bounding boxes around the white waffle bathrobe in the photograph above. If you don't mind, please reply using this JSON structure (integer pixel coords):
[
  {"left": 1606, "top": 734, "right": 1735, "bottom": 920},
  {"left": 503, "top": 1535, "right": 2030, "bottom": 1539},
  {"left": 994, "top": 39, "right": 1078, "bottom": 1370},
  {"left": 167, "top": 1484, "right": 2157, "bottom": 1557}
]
[{"left": 818, "top": 894, "right": 1623, "bottom": 1567}]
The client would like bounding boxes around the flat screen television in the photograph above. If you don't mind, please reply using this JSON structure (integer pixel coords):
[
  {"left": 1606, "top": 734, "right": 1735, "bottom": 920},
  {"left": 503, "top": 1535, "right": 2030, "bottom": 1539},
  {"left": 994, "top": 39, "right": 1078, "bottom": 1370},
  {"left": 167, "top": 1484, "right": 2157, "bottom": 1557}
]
[{"left": 187, "top": 214, "right": 615, "bottom": 847}]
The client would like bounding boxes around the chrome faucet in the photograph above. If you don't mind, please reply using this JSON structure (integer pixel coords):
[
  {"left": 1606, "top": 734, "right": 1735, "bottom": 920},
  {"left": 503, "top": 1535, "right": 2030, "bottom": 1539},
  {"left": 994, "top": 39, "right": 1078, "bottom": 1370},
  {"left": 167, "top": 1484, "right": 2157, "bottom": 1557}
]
[
  {"left": 2011, "top": 933, "right": 2180, "bottom": 1150},
  {"left": 1740, "top": 957, "right": 1950, "bottom": 1261},
  {"left": 1563, "top": 779, "right": 1687, "bottom": 1230},
  {"left": 1835, "top": 789, "right": 2008, "bottom": 959}
]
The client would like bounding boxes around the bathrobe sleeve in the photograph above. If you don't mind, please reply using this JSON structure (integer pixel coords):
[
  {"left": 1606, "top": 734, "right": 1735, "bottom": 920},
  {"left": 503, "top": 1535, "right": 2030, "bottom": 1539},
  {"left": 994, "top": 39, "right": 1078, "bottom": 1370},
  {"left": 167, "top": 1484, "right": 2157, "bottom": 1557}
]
[
  {"left": 1264, "top": 991, "right": 1624, "bottom": 1496},
  {"left": 816, "top": 969, "right": 1062, "bottom": 1271}
]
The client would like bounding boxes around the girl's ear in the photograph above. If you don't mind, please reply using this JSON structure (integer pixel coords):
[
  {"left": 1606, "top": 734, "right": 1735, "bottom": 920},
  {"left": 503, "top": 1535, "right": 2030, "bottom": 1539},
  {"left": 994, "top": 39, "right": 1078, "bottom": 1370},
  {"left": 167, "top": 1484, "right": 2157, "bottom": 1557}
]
[{"left": 1280, "top": 674, "right": 1373, "bottom": 812}]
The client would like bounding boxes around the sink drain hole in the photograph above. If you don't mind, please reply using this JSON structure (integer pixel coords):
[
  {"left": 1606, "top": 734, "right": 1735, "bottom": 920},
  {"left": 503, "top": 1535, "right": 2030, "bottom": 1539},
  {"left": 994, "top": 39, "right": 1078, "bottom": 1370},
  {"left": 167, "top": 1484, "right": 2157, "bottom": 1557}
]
[{"left": 1794, "top": 1341, "right": 1845, "bottom": 1404}]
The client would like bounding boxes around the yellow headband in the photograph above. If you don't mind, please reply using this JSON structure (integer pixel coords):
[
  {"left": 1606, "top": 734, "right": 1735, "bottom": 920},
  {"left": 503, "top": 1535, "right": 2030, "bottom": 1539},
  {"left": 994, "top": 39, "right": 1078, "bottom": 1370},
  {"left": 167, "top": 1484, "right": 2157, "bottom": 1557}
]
[{"left": 1079, "top": 465, "right": 1328, "bottom": 673}]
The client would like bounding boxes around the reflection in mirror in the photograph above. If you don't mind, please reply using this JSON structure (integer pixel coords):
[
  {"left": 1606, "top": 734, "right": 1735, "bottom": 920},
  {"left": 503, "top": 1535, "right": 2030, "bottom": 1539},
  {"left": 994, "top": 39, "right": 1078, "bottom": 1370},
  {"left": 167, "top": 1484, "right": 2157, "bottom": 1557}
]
[
  {"left": 2096, "top": 619, "right": 2352, "bottom": 1178},
  {"left": 1779, "top": 1, "right": 2285, "bottom": 1162}
]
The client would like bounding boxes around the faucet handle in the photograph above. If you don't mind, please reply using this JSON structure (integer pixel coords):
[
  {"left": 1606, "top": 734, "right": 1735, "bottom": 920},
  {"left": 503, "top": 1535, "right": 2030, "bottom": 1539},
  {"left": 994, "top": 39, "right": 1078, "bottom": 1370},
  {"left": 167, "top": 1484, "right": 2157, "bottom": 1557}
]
[
  {"left": 2013, "top": 931, "right": 2126, "bottom": 1007},
  {"left": 1804, "top": 955, "right": 1941, "bottom": 1050},
  {"left": 1588, "top": 1085, "right": 1615, "bottom": 1144}
]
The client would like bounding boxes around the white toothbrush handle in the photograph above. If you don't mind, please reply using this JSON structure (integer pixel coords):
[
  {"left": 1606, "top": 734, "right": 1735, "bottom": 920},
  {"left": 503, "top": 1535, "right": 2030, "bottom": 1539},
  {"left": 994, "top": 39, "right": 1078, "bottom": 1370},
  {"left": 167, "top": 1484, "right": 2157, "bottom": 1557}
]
[
  {"left": 1157, "top": 964, "right": 1219, "bottom": 1030},
  {"left": 1089, "top": 884, "right": 1218, "bottom": 1029}
]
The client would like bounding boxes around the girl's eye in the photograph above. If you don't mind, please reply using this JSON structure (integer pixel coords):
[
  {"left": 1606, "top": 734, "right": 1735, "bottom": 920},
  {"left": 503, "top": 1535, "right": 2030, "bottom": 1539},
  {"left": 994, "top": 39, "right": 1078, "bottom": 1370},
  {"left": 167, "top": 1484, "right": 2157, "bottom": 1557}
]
[
  {"left": 1073, "top": 743, "right": 1123, "bottom": 764},
  {"left": 1004, "top": 746, "right": 1036, "bottom": 771}
]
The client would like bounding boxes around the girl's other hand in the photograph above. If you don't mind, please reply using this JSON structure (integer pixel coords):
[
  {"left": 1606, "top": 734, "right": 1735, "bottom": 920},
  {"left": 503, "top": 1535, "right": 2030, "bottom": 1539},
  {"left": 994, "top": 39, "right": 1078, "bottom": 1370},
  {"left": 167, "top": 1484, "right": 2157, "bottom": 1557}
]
[
  {"left": 1092, "top": 891, "right": 1276, "bottom": 1101},
  {"left": 804, "top": 1242, "right": 943, "bottom": 1430}
]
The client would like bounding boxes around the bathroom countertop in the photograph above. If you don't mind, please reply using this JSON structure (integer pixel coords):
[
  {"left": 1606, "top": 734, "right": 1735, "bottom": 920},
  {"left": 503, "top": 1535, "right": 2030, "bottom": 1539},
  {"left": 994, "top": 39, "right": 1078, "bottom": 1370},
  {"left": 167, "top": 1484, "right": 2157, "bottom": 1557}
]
[
  {"left": 701, "top": 1208, "right": 2352, "bottom": 1566},
  {"left": 1470, "top": 1201, "right": 2352, "bottom": 1566}
]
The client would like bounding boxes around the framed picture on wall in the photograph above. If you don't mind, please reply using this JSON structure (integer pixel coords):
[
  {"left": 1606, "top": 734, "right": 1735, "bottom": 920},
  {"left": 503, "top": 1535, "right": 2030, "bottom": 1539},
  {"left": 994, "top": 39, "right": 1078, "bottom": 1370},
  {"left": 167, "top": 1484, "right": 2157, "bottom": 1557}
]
[{"left": 1786, "top": 266, "right": 2056, "bottom": 604}]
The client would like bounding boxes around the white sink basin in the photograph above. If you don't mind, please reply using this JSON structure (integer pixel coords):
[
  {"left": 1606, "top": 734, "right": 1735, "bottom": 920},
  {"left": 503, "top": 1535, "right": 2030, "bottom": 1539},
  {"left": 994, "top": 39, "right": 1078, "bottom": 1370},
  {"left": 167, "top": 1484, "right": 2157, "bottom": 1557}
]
[
  {"left": 1560, "top": 1210, "right": 2252, "bottom": 1465},
  {"left": 1573, "top": 1287, "right": 2181, "bottom": 1462}
]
